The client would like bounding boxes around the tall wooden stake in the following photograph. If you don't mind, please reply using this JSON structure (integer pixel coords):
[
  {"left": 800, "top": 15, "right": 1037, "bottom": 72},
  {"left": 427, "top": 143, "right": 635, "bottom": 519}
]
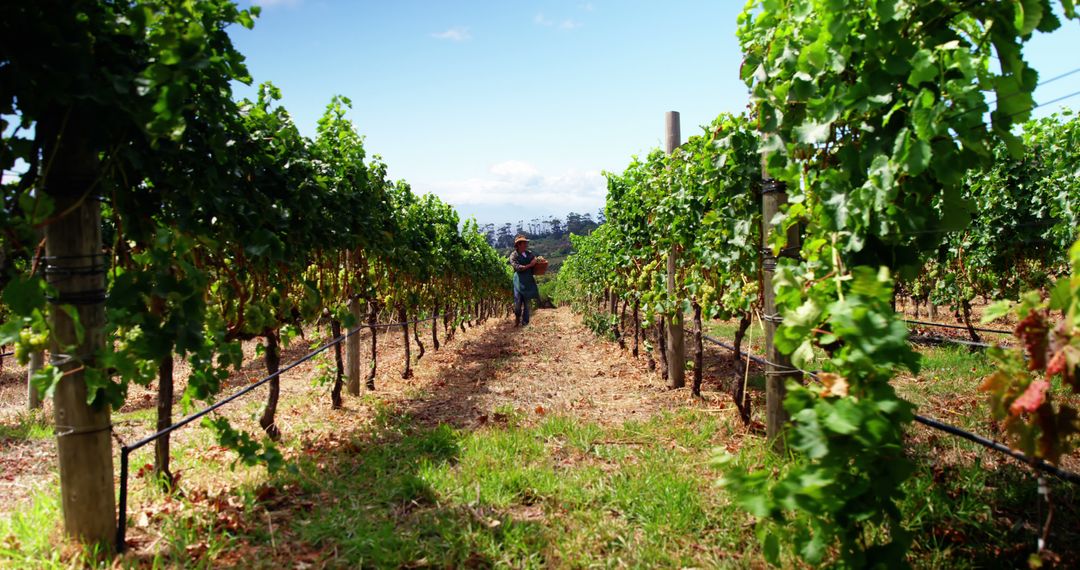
[
  {"left": 28, "top": 228, "right": 45, "bottom": 411},
  {"left": 692, "top": 302, "right": 704, "bottom": 397},
  {"left": 154, "top": 355, "right": 174, "bottom": 488},
  {"left": 665, "top": 111, "right": 686, "bottom": 389},
  {"left": 42, "top": 108, "right": 115, "bottom": 545},
  {"left": 27, "top": 351, "right": 43, "bottom": 410},
  {"left": 366, "top": 299, "right": 378, "bottom": 390},
  {"left": 399, "top": 305, "right": 412, "bottom": 379},
  {"left": 762, "top": 174, "right": 800, "bottom": 448},
  {"left": 346, "top": 296, "right": 361, "bottom": 396}
]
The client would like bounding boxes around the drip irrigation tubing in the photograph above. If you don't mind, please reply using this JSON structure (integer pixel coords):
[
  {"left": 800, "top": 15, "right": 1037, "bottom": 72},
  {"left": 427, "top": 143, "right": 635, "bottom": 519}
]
[
  {"left": 0, "top": 351, "right": 13, "bottom": 358},
  {"left": 116, "top": 314, "right": 439, "bottom": 551},
  {"left": 903, "top": 319, "right": 1012, "bottom": 335},
  {"left": 699, "top": 333, "right": 1080, "bottom": 486},
  {"left": 702, "top": 335, "right": 774, "bottom": 369},
  {"left": 908, "top": 334, "right": 994, "bottom": 349},
  {"left": 912, "top": 415, "right": 1080, "bottom": 485}
]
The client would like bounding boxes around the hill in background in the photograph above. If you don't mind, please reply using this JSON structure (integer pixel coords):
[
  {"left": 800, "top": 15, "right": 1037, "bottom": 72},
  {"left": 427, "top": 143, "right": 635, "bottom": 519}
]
[{"left": 482, "top": 211, "right": 602, "bottom": 275}]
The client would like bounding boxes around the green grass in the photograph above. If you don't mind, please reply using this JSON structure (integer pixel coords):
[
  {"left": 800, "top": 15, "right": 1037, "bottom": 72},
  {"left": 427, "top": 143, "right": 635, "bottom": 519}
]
[
  {"left": 909, "top": 344, "right": 996, "bottom": 394},
  {"left": 94, "top": 407, "right": 761, "bottom": 568},
  {"left": 0, "top": 409, "right": 54, "bottom": 442},
  {"left": 706, "top": 319, "right": 765, "bottom": 344},
  {"left": 3, "top": 338, "right": 1077, "bottom": 568},
  {"left": 894, "top": 343, "right": 1000, "bottom": 432},
  {"left": 0, "top": 483, "right": 67, "bottom": 568},
  {"left": 899, "top": 436, "right": 1080, "bottom": 568},
  {"left": 4, "top": 403, "right": 1075, "bottom": 568}
]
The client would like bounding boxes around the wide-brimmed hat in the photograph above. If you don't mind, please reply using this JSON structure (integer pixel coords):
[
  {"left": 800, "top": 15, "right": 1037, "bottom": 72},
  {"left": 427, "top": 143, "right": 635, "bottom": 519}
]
[{"left": 514, "top": 235, "right": 529, "bottom": 245}]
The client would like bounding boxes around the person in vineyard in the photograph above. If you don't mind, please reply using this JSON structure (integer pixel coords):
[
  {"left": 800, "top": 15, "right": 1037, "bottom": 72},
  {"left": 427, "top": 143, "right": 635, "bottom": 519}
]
[{"left": 508, "top": 235, "right": 540, "bottom": 326}]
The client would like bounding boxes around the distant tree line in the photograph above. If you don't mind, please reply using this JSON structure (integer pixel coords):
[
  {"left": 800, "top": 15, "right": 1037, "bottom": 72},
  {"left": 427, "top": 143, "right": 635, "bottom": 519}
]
[{"left": 482, "top": 210, "right": 605, "bottom": 249}]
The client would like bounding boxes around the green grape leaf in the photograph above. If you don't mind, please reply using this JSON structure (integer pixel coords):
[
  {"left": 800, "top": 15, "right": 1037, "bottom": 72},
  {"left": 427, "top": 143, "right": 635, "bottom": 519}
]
[
  {"left": 823, "top": 399, "right": 862, "bottom": 435},
  {"left": 1015, "top": 0, "right": 1044, "bottom": 36},
  {"left": 981, "top": 300, "right": 1014, "bottom": 323},
  {"left": 31, "top": 365, "right": 64, "bottom": 401},
  {"left": 2, "top": 276, "right": 46, "bottom": 316},
  {"left": 794, "top": 120, "right": 832, "bottom": 144},
  {"left": 907, "top": 48, "right": 936, "bottom": 86}
]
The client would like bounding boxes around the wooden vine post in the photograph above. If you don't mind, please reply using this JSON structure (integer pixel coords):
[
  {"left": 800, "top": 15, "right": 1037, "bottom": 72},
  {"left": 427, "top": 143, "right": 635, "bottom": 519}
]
[
  {"left": 346, "top": 295, "right": 362, "bottom": 396},
  {"left": 154, "top": 355, "right": 175, "bottom": 487},
  {"left": 761, "top": 171, "right": 800, "bottom": 448},
  {"left": 27, "top": 351, "right": 43, "bottom": 409},
  {"left": 27, "top": 228, "right": 45, "bottom": 411},
  {"left": 665, "top": 111, "right": 686, "bottom": 389},
  {"left": 42, "top": 110, "right": 116, "bottom": 544}
]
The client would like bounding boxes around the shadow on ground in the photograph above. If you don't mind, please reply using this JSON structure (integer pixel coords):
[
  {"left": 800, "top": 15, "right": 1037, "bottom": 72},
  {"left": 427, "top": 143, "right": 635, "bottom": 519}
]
[
  {"left": 115, "top": 312, "right": 1080, "bottom": 568},
  {"left": 402, "top": 318, "right": 528, "bottom": 429},
  {"left": 904, "top": 439, "right": 1080, "bottom": 566},
  {"left": 122, "top": 318, "right": 554, "bottom": 568}
]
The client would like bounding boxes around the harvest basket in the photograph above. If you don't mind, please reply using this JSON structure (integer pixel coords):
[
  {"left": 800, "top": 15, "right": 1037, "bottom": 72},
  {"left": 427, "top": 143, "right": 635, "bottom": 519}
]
[{"left": 533, "top": 257, "right": 549, "bottom": 275}]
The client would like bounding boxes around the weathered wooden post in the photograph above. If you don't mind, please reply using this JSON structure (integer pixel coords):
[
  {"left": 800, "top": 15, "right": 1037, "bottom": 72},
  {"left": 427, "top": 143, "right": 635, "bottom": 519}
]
[
  {"left": 761, "top": 174, "right": 800, "bottom": 448},
  {"left": 154, "top": 355, "right": 175, "bottom": 487},
  {"left": 28, "top": 228, "right": 45, "bottom": 411},
  {"left": 346, "top": 295, "right": 362, "bottom": 396},
  {"left": 665, "top": 111, "right": 686, "bottom": 389},
  {"left": 42, "top": 109, "right": 115, "bottom": 544},
  {"left": 27, "top": 351, "right": 43, "bottom": 410}
]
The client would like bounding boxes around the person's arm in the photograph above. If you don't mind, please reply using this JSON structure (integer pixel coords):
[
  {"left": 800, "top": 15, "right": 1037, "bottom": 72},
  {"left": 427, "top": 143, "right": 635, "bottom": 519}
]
[
  {"left": 509, "top": 251, "right": 537, "bottom": 271},
  {"left": 509, "top": 251, "right": 528, "bottom": 272}
]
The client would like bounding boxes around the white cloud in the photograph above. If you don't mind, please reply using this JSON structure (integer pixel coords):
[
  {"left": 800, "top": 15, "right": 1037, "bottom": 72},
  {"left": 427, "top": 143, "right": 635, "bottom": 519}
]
[
  {"left": 579, "top": 2, "right": 595, "bottom": 11},
  {"left": 535, "top": 12, "right": 583, "bottom": 31},
  {"left": 421, "top": 161, "right": 606, "bottom": 213},
  {"left": 431, "top": 27, "right": 472, "bottom": 41},
  {"left": 489, "top": 160, "right": 539, "bottom": 179}
]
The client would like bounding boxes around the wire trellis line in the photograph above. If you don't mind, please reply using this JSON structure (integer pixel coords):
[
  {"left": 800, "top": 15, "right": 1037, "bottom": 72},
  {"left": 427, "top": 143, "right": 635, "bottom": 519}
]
[
  {"left": 698, "top": 332, "right": 1080, "bottom": 486},
  {"left": 115, "top": 313, "right": 442, "bottom": 552}
]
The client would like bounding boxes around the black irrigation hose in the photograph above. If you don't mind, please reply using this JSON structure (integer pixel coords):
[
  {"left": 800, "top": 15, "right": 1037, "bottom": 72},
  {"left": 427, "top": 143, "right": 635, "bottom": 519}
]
[
  {"left": 116, "top": 315, "right": 440, "bottom": 551},
  {"left": 908, "top": 334, "right": 994, "bottom": 349},
  {"left": 913, "top": 415, "right": 1080, "bottom": 485},
  {"left": 904, "top": 319, "right": 1012, "bottom": 335},
  {"left": 703, "top": 334, "right": 816, "bottom": 376},
  {"left": 0, "top": 351, "right": 13, "bottom": 358},
  {"left": 703, "top": 335, "right": 771, "bottom": 368},
  {"left": 700, "top": 333, "right": 1080, "bottom": 486}
]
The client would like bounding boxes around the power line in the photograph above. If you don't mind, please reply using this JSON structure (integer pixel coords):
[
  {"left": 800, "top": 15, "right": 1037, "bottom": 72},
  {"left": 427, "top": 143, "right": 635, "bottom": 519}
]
[
  {"left": 987, "top": 64, "right": 1080, "bottom": 107},
  {"left": 1035, "top": 66, "right": 1080, "bottom": 89},
  {"left": 1026, "top": 89, "right": 1080, "bottom": 114}
]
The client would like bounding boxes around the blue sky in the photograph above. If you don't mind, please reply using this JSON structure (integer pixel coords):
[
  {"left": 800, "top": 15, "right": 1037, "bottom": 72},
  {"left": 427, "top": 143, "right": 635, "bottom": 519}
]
[{"left": 231, "top": 1, "right": 1080, "bottom": 226}]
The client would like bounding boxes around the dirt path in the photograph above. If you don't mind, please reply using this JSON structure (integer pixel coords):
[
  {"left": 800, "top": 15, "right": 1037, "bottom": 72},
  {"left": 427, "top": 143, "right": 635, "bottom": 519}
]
[
  {"left": 383, "top": 306, "right": 727, "bottom": 429},
  {"left": 0, "top": 306, "right": 748, "bottom": 521}
]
